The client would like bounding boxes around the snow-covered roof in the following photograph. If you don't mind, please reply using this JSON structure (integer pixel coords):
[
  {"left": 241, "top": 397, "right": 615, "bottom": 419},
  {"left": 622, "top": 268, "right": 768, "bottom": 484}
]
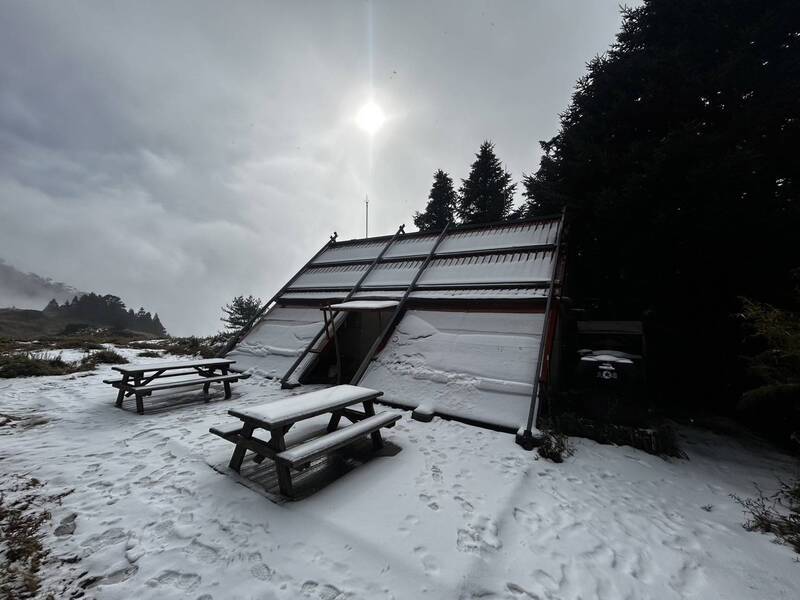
[{"left": 279, "top": 217, "right": 563, "bottom": 304}]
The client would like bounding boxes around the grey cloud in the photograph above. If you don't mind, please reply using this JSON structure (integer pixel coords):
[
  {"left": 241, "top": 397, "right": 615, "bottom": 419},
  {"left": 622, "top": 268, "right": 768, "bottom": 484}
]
[{"left": 0, "top": 0, "right": 635, "bottom": 335}]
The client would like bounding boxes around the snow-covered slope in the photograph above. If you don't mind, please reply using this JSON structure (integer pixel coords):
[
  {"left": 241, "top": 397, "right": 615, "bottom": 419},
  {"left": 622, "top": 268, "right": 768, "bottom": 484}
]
[{"left": 1, "top": 352, "right": 799, "bottom": 599}]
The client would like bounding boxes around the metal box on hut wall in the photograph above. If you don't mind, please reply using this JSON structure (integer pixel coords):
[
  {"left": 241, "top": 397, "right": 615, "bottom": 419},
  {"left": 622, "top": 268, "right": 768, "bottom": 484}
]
[{"left": 571, "top": 321, "right": 648, "bottom": 423}]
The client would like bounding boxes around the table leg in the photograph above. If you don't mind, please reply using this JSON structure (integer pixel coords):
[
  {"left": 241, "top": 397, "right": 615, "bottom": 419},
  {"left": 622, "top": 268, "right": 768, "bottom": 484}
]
[
  {"left": 327, "top": 411, "right": 342, "bottom": 432},
  {"left": 229, "top": 423, "right": 255, "bottom": 472},
  {"left": 222, "top": 366, "right": 232, "bottom": 399},
  {"left": 363, "top": 399, "right": 383, "bottom": 450},
  {"left": 115, "top": 374, "right": 128, "bottom": 407},
  {"left": 134, "top": 375, "right": 144, "bottom": 415},
  {"left": 269, "top": 428, "right": 293, "bottom": 497}
]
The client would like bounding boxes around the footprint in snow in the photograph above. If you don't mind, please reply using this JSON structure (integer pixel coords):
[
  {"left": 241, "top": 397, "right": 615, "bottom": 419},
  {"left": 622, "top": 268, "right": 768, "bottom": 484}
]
[
  {"left": 251, "top": 563, "right": 274, "bottom": 581},
  {"left": 398, "top": 514, "right": 420, "bottom": 534},
  {"left": 300, "top": 580, "right": 344, "bottom": 600},
  {"left": 414, "top": 546, "right": 440, "bottom": 576},
  {"left": 148, "top": 570, "right": 201, "bottom": 591},
  {"left": 456, "top": 516, "right": 502, "bottom": 555}
]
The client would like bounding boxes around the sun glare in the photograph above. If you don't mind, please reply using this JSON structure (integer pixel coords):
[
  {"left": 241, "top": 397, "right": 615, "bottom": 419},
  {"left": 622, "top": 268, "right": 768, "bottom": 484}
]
[{"left": 356, "top": 101, "right": 386, "bottom": 135}]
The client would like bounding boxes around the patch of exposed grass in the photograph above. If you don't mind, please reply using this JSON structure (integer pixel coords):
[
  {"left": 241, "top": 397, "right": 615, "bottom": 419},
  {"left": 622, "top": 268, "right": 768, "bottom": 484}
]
[
  {"left": 137, "top": 350, "right": 162, "bottom": 358},
  {"left": 0, "top": 331, "right": 157, "bottom": 354},
  {"left": 130, "top": 336, "right": 221, "bottom": 358},
  {"left": 80, "top": 349, "right": 128, "bottom": 368},
  {"left": 0, "top": 347, "right": 127, "bottom": 378},
  {"left": 0, "top": 353, "right": 74, "bottom": 379},
  {"left": 161, "top": 336, "right": 219, "bottom": 358},
  {"left": 0, "top": 475, "right": 74, "bottom": 600}
]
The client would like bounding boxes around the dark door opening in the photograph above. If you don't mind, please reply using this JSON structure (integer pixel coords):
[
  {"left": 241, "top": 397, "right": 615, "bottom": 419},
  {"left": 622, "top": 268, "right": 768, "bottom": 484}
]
[{"left": 301, "top": 309, "right": 392, "bottom": 385}]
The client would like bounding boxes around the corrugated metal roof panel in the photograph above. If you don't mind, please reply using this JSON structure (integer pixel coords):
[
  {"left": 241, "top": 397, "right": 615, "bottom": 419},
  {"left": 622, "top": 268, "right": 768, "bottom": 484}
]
[
  {"left": 290, "top": 263, "right": 368, "bottom": 289},
  {"left": 310, "top": 218, "right": 559, "bottom": 265},
  {"left": 420, "top": 250, "right": 556, "bottom": 286},
  {"left": 311, "top": 240, "right": 386, "bottom": 265},
  {"left": 436, "top": 220, "right": 559, "bottom": 254},
  {"left": 279, "top": 287, "right": 549, "bottom": 302},
  {"left": 352, "top": 249, "right": 556, "bottom": 289},
  {"left": 383, "top": 235, "right": 438, "bottom": 258}
]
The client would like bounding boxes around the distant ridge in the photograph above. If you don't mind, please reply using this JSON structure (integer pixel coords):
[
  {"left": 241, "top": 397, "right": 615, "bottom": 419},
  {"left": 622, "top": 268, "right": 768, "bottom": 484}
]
[{"left": 0, "top": 259, "right": 83, "bottom": 310}]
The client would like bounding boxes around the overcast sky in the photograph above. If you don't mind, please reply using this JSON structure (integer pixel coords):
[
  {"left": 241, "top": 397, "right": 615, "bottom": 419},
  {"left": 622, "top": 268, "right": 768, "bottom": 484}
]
[{"left": 0, "top": 0, "right": 635, "bottom": 335}]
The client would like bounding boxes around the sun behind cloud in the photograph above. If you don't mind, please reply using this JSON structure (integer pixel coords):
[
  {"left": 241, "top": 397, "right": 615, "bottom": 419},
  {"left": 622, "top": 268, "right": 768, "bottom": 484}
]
[{"left": 355, "top": 101, "right": 386, "bottom": 135}]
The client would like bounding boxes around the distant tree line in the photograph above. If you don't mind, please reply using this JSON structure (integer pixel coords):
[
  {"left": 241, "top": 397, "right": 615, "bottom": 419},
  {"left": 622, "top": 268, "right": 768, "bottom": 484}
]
[{"left": 44, "top": 293, "right": 167, "bottom": 336}]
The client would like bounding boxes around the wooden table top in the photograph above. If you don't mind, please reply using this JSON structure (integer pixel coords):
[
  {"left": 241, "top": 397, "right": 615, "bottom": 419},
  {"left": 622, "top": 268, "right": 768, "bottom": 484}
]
[{"left": 112, "top": 358, "right": 235, "bottom": 375}]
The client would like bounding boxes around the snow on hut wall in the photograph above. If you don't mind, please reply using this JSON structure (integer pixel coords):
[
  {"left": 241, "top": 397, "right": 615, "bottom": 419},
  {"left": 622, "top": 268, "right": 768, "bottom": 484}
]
[
  {"left": 360, "top": 309, "right": 543, "bottom": 429},
  {"left": 227, "top": 306, "right": 326, "bottom": 377}
]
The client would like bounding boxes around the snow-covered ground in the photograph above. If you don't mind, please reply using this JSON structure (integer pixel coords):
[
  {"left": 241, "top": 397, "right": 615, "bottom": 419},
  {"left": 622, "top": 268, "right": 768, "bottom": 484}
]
[{"left": 1, "top": 346, "right": 799, "bottom": 599}]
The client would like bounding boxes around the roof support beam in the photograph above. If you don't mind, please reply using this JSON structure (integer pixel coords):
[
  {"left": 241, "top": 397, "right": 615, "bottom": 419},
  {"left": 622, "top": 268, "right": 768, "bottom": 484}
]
[
  {"left": 279, "top": 224, "right": 406, "bottom": 388},
  {"left": 517, "top": 207, "right": 567, "bottom": 450},
  {"left": 350, "top": 222, "right": 452, "bottom": 386}
]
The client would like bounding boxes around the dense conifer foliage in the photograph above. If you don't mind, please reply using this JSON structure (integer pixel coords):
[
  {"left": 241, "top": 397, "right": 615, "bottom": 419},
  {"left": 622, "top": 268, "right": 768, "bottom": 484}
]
[
  {"left": 458, "top": 141, "right": 516, "bottom": 224},
  {"left": 521, "top": 0, "right": 799, "bottom": 409},
  {"left": 221, "top": 295, "right": 263, "bottom": 333},
  {"left": 413, "top": 170, "right": 457, "bottom": 231}
]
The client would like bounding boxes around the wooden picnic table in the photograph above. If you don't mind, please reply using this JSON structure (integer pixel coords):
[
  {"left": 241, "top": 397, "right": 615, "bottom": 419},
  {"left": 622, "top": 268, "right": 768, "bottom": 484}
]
[
  {"left": 211, "top": 384, "right": 401, "bottom": 497},
  {"left": 105, "top": 358, "right": 247, "bottom": 414}
]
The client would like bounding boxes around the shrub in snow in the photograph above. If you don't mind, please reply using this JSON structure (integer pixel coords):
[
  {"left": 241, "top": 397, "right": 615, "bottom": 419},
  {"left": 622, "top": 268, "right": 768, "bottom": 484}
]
[
  {"left": 553, "top": 413, "right": 685, "bottom": 458},
  {"left": 733, "top": 478, "right": 800, "bottom": 554},
  {"left": 80, "top": 349, "right": 128, "bottom": 368},
  {"left": 0, "top": 353, "right": 73, "bottom": 378},
  {"left": 738, "top": 296, "right": 800, "bottom": 447},
  {"left": 537, "top": 430, "right": 573, "bottom": 463}
]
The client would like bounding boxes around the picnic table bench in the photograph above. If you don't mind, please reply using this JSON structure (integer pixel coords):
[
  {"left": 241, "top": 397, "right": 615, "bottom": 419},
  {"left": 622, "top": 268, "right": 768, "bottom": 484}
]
[
  {"left": 210, "top": 384, "right": 401, "bottom": 497},
  {"left": 103, "top": 358, "right": 249, "bottom": 414}
]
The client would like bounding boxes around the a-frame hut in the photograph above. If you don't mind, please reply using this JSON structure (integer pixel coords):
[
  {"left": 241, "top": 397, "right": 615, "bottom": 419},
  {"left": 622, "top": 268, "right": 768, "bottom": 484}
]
[{"left": 224, "top": 214, "right": 566, "bottom": 434}]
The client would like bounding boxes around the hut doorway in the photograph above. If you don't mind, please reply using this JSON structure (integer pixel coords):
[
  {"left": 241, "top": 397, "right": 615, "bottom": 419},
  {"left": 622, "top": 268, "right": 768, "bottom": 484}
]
[{"left": 301, "top": 301, "right": 398, "bottom": 385}]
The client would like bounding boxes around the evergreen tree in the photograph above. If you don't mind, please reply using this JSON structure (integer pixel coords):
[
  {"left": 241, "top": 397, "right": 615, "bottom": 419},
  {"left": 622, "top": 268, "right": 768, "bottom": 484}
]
[
  {"left": 221, "top": 295, "right": 263, "bottom": 332},
  {"left": 152, "top": 313, "right": 167, "bottom": 336},
  {"left": 457, "top": 141, "right": 516, "bottom": 224},
  {"left": 413, "top": 170, "right": 456, "bottom": 231},
  {"left": 520, "top": 0, "right": 800, "bottom": 410},
  {"left": 44, "top": 298, "right": 59, "bottom": 313}
]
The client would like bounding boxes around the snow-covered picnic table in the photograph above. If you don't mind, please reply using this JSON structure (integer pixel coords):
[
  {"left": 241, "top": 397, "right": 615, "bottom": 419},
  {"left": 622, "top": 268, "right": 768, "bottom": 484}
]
[
  {"left": 104, "top": 357, "right": 249, "bottom": 414},
  {"left": 211, "top": 384, "right": 401, "bottom": 497}
]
